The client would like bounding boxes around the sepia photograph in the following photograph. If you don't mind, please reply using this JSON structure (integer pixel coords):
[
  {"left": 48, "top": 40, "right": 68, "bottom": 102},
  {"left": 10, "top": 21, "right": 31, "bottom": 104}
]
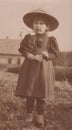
[{"left": 0, "top": 0, "right": 72, "bottom": 130}]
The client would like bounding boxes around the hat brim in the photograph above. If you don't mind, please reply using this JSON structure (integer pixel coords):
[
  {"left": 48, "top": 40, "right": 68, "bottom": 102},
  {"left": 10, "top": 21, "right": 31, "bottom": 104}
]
[{"left": 23, "top": 12, "right": 59, "bottom": 31}]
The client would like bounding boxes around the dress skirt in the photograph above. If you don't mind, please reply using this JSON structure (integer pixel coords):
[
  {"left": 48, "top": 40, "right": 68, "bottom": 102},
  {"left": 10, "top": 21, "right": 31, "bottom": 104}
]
[{"left": 15, "top": 59, "right": 55, "bottom": 101}]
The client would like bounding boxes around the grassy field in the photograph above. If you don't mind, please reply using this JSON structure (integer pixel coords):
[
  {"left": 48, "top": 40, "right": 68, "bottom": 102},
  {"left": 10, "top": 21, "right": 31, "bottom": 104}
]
[{"left": 0, "top": 71, "right": 72, "bottom": 130}]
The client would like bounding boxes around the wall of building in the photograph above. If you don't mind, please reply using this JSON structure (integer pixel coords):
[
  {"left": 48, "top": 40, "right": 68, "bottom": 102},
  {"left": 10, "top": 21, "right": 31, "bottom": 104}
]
[{"left": 0, "top": 54, "right": 24, "bottom": 66}]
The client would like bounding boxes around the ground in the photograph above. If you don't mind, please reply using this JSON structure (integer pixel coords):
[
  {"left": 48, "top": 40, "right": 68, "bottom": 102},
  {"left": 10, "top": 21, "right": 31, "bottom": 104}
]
[{"left": 0, "top": 70, "right": 72, "bottom": 130}]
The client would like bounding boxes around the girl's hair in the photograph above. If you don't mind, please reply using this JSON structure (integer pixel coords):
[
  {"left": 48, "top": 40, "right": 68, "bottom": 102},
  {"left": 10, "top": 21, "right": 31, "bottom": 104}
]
[{"left": 33, "top": 17, "right": 49, "bottom": 26}]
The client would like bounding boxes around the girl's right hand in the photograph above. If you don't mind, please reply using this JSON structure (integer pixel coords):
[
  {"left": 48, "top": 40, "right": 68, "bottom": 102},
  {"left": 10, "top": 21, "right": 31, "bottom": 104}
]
[{"left": 27, "top": 53, "right": 35, "bottom": 60}]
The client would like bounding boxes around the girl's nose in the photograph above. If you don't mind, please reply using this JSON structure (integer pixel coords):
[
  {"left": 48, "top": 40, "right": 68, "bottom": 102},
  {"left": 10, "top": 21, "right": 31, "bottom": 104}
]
[{"left": 37, "top": 24, "right": 41, "bottom": 28}]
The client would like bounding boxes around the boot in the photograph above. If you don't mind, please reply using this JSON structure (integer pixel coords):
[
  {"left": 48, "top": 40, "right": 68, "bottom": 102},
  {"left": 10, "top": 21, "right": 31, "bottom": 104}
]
[
  {"left": 36, "top": 114, "right": 44, "bottom": 128},
  {"left": 25, "top": 113, "right": 33, "bottom": 127}
]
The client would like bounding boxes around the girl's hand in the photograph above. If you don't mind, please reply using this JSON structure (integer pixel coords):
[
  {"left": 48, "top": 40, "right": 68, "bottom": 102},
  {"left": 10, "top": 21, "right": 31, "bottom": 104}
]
[
  {"left": 27, "top": 53, "right": 35, "bottom": 60},
  {"left": 35, "top": 55, "right": 43, "bottom": 62},
  {"left": 42, "top": 51, "right": 49, "bottom": 60}
]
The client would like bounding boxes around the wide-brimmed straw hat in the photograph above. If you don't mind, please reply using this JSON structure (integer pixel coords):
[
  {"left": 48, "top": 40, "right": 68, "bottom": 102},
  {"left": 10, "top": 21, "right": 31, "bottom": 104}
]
[{"left": 23, "top": 9, "right": 59, "bottom": 31}]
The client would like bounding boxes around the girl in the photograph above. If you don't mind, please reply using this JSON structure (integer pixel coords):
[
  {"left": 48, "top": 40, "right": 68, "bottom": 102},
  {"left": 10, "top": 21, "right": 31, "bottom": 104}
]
[{"left": 15, "top": 9, "right": 59, "bottom": 128}]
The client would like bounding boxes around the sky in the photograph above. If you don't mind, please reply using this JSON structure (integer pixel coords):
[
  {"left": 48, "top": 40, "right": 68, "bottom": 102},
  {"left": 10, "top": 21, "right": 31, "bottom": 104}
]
[{"left": 0, "top": 0, "right": 72, "bottom": 51}]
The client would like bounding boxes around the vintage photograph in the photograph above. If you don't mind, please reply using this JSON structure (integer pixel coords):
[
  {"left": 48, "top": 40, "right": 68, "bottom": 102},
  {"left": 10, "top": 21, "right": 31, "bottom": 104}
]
[{"left": 0, "top": 0, "right": 72, "bottom": 130}]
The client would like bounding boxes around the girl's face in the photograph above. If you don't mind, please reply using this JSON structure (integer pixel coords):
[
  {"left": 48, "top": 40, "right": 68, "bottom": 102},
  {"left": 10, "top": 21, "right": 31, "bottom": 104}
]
[{"left": 33, "top": 18, "right": 48, "bottom": 34}]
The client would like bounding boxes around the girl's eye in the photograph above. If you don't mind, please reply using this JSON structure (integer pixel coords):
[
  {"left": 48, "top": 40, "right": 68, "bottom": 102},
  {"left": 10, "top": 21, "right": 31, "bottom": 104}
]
[
  {"left": 40, "top": 22, "right": 44, "bottom": 25},
  {"left": 34, "top": 22, "right": 37, "bottom": 24}
]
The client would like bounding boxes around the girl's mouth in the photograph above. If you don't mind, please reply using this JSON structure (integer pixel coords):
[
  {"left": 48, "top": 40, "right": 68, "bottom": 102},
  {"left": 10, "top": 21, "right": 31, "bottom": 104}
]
[{"left": 36, "top": 29, "right": 41, "bottom": 31}]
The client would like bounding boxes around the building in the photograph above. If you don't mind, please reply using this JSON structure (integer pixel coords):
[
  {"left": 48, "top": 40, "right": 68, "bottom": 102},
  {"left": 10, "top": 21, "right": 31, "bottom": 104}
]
[{"left": 0, "top": 38, "right": 24, "bottom": 67}]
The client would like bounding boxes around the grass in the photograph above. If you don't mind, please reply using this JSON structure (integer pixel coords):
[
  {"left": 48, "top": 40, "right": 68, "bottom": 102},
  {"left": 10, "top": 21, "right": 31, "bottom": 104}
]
[
  {"left": 0, "top": 71, "right": 72, "bottom": 130},
  {"left": 54, "top": 66, "right": 72, "bottom": 83}
]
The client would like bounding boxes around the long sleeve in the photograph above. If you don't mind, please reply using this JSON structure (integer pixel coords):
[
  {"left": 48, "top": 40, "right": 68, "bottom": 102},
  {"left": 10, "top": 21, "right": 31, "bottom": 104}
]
[
  {"left": 18, "top": 34, "right": 33, "bottom": 57},
  {"left": 48, "top": 36, "right": 59, "bottom": 60}
]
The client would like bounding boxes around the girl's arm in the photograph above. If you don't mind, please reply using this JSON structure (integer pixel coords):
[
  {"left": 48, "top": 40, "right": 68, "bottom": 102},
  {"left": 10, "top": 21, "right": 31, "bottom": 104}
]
[
  {"left": 48, "top": 36, "right": 59, "bottom": 60},
  {"left": 41, "top": 36, "right": 59, "bottom": 60},
  {"left": 18, "top": 34, "right": 34, "bottom": 58},
  {"left": 19, "top": 34, "right": 43, "bottom": 61}
]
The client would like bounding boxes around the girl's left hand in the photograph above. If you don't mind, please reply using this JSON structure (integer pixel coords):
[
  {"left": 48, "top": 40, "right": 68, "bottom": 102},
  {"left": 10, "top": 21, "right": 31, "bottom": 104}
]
[
  {"left": 35, "top": 55, "right": 43, "bottom": 62},
  {"left": 42, "top": 51, "right": 49, "bottom": 60}
]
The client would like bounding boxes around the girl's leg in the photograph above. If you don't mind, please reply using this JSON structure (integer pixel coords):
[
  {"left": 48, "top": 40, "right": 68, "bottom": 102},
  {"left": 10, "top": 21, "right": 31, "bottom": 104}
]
[
  {"left": 26, "top": 97, "right": 35, "bottom": 113},
  {"left": 25, "top": 97, "right": 35, "bottom": 123},
  {"left": 36, "top": 98, "right": 45, "bottom": 128},
  {"left": 36, "top": 98, "right": 45, "bottom": 114}
]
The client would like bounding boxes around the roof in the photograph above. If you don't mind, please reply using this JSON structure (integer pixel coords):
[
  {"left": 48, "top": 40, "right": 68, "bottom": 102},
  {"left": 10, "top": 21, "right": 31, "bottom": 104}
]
[{"left": 0, "top": 39, "right": 21, "bottom": 55}]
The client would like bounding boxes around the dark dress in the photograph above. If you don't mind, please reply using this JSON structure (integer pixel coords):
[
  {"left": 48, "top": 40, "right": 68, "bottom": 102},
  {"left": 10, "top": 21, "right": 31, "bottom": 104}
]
[{"left": 15, "top": 33, "right": 59, "bottom": 101}]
